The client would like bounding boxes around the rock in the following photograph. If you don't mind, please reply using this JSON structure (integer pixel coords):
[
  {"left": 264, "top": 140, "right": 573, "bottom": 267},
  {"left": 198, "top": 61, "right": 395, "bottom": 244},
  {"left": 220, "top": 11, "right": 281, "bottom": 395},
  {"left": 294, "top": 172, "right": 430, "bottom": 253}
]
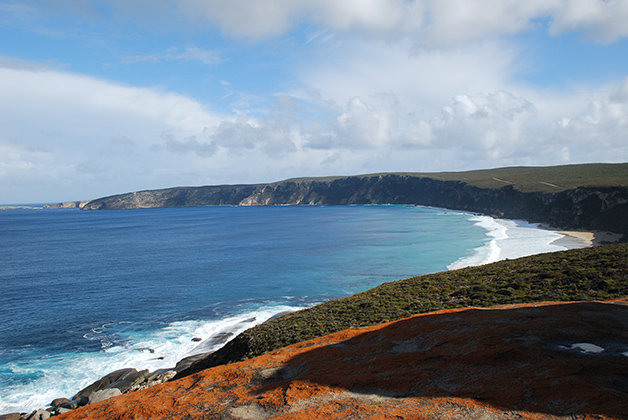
[
  {"left": 189, "top": 332, "right": 234, "bottom": 354},
  {"left": 174, "top": 352, "right": 214, "bottom": 373},
  {"left": 72, "top": 368, "right": 148, "bottom": 403},
  {"left": 130, "top": 369, "right": 178, "bottom": 392},
  {"left": 49, "top": 397, "right": 71, "bottom": 408},
  {"left": 24, "top": 409, "right": 50, "bottom": 420},
  {"left": 55, "top": 407, "right": 73, "bottom": 415},
  {"left": 58, "top": 400, "right": 80, "bottom": 410},
  {"left": 0, "top": 413, "right": 22, "bottom": 420},
  {"left": 89, "top": 388, "right": 122, "bottom": 405},
  {"left": 105, "top": 369, "right": 150, "bottom": 393},
  {"left": 145, "top": 369, "right": 176, "bottom": 383}
]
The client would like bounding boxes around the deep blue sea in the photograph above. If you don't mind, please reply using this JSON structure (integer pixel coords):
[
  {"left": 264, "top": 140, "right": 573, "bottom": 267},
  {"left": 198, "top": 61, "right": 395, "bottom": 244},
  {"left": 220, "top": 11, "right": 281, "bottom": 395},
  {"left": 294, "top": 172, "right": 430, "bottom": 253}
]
[{"left": 0, "top": 205, "right": 579, "bottom": 412}]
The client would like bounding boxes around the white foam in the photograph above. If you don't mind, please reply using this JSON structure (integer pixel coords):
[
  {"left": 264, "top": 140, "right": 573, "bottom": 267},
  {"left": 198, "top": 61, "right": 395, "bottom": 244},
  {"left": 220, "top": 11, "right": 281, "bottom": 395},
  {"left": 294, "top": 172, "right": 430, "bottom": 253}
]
[
  {"left": 562, "top": 343, "right": 605, "bottom": 354},
  {"left": 448, "top": 215, "right": 578, "bottom": 270},
  {"left": 0, "top": 305, "right": 302, "bottom": 414}
]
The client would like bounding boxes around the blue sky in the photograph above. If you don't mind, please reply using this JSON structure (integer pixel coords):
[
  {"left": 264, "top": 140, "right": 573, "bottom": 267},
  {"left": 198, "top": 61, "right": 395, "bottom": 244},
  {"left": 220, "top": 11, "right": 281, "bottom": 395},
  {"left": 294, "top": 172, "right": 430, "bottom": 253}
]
[{"left": 1, "top": 0, "right": 628, "bottom": 204}]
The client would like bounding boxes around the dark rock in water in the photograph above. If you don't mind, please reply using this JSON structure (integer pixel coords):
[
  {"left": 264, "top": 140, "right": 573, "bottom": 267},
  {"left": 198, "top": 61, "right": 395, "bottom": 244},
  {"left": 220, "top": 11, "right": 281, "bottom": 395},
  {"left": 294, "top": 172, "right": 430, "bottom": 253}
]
[
  {"left": 0, "top": 413, "right": 22, "bottom": 420},
  {"left": 25, "top": 409, "right": 50, "bottom": 420},
  {"left": 104, "top": 369, "right": 149, "bottom": 394},
  {"left": 174, "top": 352, "right": 214, "bottom": 373},
  {"left": 190, "top": 331, "right": 234, "bottom": 354},
  {"left": 49, "top": 398, "right": 71, "bottom": 409},
  {"left": 89, "top": 389, "right": 121, "bottom": 405},
  {"left": 57, "top": 400, "right": 79, "bottom": 410},
  {"left": 191, "top": 337, "right": 202, "bottom": 342},
  {"left": 72, "top": 368, "right": 145, "bottom": 404}
]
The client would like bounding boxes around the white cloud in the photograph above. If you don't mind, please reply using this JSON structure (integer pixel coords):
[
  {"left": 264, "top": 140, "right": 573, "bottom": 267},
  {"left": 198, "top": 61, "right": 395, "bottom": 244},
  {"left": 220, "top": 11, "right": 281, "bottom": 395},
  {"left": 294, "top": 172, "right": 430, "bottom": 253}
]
[
  {"left": 10, "top": 0, "right": 628, "bottom": 48},
  {"left": 177, "top": 0, "right": 419, "bottom": 39},
  {"left": 0, "top": 64, "right": 225, "bottom": 201},
  {"left": 549, "top": 0, "right": 628, "bottom": 43},
  {"left": 173, "top": 0, "right": 628, "bottom": 46},
  {"left": 297, "top": 39, "right": 521, "bottom": 116},
  {"left": 550, "top": 77, "right": 628, "bottom": 158}
]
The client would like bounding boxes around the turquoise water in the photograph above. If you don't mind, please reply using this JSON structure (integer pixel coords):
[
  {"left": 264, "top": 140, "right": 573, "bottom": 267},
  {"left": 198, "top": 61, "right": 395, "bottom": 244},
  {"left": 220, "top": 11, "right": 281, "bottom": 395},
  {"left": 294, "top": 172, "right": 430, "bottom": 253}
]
[{"left": 0, "top": 205, "right": 523, "bottom": 412}]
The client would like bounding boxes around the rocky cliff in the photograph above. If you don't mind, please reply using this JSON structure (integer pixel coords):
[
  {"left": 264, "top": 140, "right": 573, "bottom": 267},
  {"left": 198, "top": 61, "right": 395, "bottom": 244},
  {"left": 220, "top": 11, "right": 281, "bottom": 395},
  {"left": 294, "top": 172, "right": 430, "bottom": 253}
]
[{"left": 82, "top": 174, "right": 628, "bottom": 236}]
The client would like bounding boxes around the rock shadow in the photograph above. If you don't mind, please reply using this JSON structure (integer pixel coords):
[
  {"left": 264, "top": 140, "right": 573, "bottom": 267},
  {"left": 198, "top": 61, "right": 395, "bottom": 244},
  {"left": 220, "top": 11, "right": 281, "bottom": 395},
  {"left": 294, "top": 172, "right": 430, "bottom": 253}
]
[{"left": 257, "top": 301, "right": 628, "bottom": 418}]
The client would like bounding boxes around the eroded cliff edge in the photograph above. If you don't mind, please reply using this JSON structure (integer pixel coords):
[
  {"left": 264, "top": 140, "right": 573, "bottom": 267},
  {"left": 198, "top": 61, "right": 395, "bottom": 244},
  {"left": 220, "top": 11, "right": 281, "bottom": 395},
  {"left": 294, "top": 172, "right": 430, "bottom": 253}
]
[{"left": 81, "top": 172, "right": 628, "bottom": 236}]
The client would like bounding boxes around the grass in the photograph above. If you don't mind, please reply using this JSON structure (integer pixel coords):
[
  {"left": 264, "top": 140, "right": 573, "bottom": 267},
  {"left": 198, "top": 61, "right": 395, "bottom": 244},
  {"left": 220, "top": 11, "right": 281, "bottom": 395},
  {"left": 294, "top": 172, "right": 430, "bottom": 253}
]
[{"left": 286, "top": 162, "right": 628, "bottom": 193}]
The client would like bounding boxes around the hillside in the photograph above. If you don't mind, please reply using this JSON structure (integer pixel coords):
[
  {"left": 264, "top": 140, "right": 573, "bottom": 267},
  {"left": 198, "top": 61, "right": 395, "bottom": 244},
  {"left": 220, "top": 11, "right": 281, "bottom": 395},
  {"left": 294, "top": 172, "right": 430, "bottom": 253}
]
[
  {"left": 175, "top": 243, "right": 628, "bottom": 379},
  {"left": 289, "top": 162, "right": 628, "bottom": 193},
  {"left": 56, "top": 300, "right": 628, "bottom": 419}
]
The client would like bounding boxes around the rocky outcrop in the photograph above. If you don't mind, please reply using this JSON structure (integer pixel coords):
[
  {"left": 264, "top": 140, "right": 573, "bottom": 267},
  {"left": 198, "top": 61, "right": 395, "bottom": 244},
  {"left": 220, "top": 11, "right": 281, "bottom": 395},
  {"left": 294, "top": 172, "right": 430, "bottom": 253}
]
[
  {"left": 54, "top": 299, "right": 628, "bottom": 419},
  {"left": 3, "top": 369, "right": 177, "bottom": 420},
  {"left": 42, "top": 201, "right": 90, "bottom": 209},
  {"left": 80, "top": 174, "right": 628, "bottom": 236}
]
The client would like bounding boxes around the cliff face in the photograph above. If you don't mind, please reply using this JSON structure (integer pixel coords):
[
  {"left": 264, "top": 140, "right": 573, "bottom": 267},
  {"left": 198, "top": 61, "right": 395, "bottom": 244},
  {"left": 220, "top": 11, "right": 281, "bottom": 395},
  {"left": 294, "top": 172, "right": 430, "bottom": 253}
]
[
  {"left": 56, "top": 299, "right": 628, "bottom": 420},
  {"left": 82, "top": 175, "right": 628, "bottom": 236}
]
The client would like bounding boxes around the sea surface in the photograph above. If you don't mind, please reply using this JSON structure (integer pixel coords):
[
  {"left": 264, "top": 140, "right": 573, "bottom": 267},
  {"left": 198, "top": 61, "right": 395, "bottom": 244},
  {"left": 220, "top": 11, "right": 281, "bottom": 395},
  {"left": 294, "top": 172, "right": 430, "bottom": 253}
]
[{"left": 0, "top": 205, "right": 583, "bottom": 413}]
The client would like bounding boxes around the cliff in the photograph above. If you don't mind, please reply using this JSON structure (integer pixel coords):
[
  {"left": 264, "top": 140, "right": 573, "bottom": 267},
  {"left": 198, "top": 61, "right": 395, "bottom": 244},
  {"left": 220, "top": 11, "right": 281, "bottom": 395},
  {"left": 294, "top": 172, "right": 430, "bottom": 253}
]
[
  {"left": 80, "top": 163, "right": 628, "bottom": 236},
  {"left": 56, "top": 299, "right": 628, "bottom": 420}
]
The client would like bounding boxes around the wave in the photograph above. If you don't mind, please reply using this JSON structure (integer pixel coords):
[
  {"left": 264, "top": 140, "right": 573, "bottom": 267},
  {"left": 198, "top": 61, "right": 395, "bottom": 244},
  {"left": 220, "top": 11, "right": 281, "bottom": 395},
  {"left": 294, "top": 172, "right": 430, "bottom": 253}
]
[
  {"left": 447, "top": 215, "right": 585, "bottom": 270},
  {"left": 0, "top": 304, "right": 304, "bottom": 414}
]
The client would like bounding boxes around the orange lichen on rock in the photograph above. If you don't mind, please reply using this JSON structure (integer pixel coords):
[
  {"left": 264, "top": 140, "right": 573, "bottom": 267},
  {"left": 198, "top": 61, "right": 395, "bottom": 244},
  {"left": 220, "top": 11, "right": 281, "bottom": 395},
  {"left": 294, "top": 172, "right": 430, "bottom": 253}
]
[{"left": 58, "top": 300, "right": 628, "bottom": 420}]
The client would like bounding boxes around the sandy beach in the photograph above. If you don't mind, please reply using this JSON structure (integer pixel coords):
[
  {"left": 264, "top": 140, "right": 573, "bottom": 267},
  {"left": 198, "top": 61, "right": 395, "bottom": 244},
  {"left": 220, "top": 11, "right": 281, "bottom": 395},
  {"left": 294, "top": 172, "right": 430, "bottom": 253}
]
[{"left": 557, "top": 230, "right": 624, "bottom": 246}]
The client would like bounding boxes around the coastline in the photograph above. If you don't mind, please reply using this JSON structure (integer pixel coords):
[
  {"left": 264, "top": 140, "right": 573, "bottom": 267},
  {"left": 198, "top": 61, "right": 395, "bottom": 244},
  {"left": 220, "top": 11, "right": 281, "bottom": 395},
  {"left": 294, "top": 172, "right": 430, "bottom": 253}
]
[
  {"left": 2, "top": 210, "right": 624, "bottom": 416},
  {"left": 555, "top": 229, "right": 623, "bottom": 246},
  {"left": 447, "top": 216, "right": 622, "bottom": 271}
]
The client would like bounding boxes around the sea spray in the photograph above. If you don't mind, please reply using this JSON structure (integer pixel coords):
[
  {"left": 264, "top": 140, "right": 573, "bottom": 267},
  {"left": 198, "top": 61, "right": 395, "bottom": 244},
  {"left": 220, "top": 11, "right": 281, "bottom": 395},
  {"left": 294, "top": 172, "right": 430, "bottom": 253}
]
[{"left": 0, "top": 305, "right": 303, "bottom": 413}]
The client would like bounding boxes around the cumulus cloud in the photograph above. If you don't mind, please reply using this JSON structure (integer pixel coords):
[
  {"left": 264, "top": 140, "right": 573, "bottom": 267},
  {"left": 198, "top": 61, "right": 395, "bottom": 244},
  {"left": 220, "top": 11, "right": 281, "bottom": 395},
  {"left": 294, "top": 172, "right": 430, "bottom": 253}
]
[
  {"left": 0, "top": 64, "right": 224, "bottom": 201},
  {"left": 550, "top": 77, "right": 628, "bottom": 158}
]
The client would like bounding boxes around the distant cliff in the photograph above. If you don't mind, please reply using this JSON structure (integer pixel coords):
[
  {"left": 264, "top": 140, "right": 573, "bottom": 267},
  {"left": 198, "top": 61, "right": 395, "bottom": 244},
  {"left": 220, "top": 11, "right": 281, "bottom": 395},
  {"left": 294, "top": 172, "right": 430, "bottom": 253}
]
[{"left": 81, "top": 173, "right": 628, "bottom": 236}]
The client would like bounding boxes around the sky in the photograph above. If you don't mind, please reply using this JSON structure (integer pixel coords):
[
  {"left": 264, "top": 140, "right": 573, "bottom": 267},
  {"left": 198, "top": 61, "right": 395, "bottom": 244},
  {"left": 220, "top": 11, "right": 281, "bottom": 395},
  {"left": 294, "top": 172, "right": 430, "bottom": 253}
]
[{"left": 1, "top": 0, "right": 628, "bottom": 204}]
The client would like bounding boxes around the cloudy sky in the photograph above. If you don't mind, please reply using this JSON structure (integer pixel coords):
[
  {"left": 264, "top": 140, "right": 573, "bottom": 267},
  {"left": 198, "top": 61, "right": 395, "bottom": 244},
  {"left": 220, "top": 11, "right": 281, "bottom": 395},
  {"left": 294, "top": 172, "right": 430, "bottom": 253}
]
[{"left": 1, "top": 0, "right": 628, "bottom": 203}]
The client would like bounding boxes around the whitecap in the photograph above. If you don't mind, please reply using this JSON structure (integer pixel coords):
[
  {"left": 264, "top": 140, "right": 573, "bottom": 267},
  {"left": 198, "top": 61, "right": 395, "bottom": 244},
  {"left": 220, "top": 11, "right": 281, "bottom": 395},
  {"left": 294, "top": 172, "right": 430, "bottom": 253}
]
[
  {"left": 448, "top": 215, "right": 584, "bottom": 270},
  {"left": 0, "top": 304, "right": 303, "bottom": 414}
]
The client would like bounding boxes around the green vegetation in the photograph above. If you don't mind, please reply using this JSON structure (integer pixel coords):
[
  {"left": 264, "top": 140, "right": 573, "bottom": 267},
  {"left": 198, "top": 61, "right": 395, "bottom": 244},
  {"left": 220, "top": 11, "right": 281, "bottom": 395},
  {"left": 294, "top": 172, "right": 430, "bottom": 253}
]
[
  {"left": 370, "top": 162, "right": 628, "bottom": 193},
  {"left": 287, "top": 162, "right": 628, "bottom": 193},
  {"left": 178, "top": 243, "right": 628, "bottom": 376}
]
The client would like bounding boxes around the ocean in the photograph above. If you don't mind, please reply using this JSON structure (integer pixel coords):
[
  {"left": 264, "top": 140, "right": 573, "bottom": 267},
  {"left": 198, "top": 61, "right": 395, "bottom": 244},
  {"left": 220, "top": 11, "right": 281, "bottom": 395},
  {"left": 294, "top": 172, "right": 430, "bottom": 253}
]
[{"left": 0, "top": 205, "right": 583, "bottom": 413}]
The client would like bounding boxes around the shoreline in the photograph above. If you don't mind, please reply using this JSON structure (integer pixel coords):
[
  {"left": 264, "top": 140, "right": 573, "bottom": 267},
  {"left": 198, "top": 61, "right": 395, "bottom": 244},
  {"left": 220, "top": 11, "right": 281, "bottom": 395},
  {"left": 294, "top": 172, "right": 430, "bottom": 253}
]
[
  {"left": 554, "top": 229, "right": 624, "bottom": 246},
  {"left": 2, "top": 211, "right": 625, "bottom": 416}
]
